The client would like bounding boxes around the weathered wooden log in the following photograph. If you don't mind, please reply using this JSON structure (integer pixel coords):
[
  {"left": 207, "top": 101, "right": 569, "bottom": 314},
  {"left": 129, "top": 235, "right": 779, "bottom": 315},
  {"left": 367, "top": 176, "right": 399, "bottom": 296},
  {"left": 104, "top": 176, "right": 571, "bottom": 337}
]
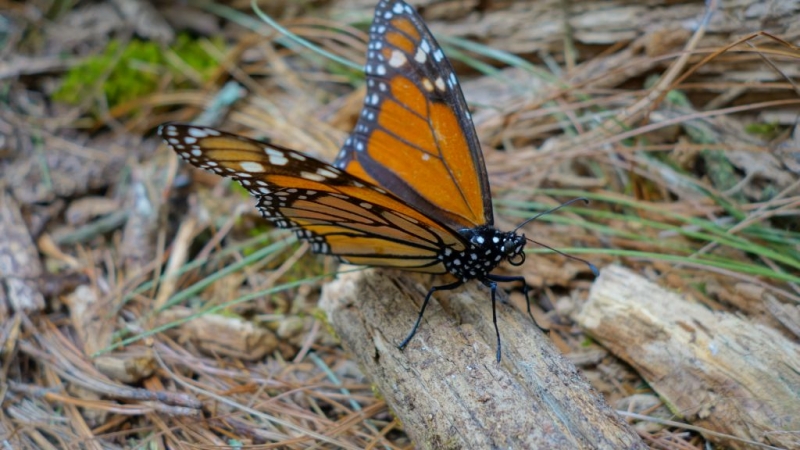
[
  {"left": 320, "top": 269, "right": 645, "bottom": 449},
  {"left": 575, "top": 265, "right": 800, "bottom": 450}
]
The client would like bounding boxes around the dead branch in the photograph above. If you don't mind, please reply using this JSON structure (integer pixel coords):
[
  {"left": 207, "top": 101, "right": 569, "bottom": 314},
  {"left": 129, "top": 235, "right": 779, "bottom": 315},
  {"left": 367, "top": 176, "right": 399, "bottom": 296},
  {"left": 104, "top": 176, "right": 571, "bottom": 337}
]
[{"left": 575, "top": 265, "right": 800, "bottom": 450}]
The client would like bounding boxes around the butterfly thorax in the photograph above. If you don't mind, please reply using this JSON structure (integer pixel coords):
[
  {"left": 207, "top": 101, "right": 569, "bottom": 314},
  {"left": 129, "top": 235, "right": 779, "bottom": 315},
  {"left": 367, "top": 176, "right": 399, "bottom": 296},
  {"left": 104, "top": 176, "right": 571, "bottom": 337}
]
[{"left": 441, "top": 226, "right": 526, "bottom": 282}]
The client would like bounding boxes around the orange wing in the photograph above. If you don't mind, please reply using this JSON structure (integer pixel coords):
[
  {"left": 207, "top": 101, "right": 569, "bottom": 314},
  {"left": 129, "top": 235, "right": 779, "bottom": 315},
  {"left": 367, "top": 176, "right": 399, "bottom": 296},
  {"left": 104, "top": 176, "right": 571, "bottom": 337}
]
[
  {"left": 334, "top": 0, "right": 492, "bottom": 230},
  {"left": 160, "top": 124, "right": 467, "bottom": 272}
]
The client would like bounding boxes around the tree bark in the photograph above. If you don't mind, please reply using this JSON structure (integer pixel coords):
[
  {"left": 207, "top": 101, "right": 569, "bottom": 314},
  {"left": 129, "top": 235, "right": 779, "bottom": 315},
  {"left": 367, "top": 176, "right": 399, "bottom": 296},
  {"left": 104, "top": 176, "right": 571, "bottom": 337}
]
[
  {"left": 320, "top": 269, "right": 645, "bottom": 449},
  {"left": 575, "top": 265, "right": 800, "bottom": 450}
]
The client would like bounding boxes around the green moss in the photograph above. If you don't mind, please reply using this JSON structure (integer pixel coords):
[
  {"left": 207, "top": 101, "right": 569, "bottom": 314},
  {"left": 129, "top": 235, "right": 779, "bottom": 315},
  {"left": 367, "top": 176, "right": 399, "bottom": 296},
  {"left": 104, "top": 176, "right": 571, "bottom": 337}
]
[
  {"left": 745, "top": 122, "right": 782, "bottom": 140},
  {"left": 53, "top": 33, "right": 223, "bottom": 112},
  {"left": 173, "top": 33, "right": 223, "bottom": 75}
]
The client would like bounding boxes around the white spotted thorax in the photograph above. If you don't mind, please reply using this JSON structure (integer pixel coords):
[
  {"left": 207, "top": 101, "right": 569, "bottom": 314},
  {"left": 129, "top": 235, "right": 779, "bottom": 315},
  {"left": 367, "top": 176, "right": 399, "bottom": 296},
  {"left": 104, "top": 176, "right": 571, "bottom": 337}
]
[{"left": 446, "top": 227, "right": 526, "bottom": 283}]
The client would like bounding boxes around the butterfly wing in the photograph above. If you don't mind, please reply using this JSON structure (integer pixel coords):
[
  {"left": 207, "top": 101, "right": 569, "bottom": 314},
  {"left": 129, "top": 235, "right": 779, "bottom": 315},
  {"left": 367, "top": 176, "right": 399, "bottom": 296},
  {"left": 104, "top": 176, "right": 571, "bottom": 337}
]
[
  {"left": 160, "top": 124, "right": 468, "bottom": 272},
  {"left": 334, "top": 0, "right": 493, "bottom": 230}
]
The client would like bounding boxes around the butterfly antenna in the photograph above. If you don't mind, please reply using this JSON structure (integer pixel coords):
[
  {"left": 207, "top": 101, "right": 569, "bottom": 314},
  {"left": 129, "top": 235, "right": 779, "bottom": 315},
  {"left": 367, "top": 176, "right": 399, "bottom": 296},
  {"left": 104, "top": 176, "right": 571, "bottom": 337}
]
[
  {"left": 513, "top": 197, "right": 598, "bottom": 275},
  {"left": 513, "top": 197, "right": 590, "bottom": 233},
  {"left": 526, "top": 237, "right": 598, "bottom": 275}
]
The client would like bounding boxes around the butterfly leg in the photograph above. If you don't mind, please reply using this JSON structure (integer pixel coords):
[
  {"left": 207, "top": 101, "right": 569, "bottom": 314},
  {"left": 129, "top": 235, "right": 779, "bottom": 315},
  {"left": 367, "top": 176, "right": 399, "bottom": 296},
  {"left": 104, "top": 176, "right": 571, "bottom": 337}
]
[
  {"left": 486, "top": 274, "right": 548, "bottom": 333},
  {"left": 480, "top": 278, "right": 503, "bottom": 362},
  {"left": 398, "top": 280, "right": 463, "bottom": 352}
]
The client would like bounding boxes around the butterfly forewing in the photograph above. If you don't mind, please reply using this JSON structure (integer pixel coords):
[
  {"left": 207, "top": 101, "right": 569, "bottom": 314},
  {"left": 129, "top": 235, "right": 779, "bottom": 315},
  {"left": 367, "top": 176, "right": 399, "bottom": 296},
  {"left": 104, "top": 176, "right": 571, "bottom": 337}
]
[
  {"left": 160, "top": 124, "right": 466, "bottom": 273},
  {"left": 334, "top": 0, "right": 493, "bottom": 230}
]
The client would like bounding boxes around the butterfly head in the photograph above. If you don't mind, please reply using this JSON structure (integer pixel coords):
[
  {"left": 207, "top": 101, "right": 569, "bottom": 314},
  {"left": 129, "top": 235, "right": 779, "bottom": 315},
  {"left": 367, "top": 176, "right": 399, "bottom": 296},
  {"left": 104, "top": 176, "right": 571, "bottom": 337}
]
[
  {"left": 502, "top": 232, "right": 527, "bottom": 267},
  {"left": 487, "top": 229, "right": 526, "bottom": 267}
]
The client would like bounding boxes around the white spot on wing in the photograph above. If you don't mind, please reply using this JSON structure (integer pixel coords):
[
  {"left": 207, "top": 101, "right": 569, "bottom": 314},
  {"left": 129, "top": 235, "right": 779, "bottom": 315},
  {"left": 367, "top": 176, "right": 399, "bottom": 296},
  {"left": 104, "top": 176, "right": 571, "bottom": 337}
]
[
  {"left": 415, "top": 47, "right": 427, "bottom": 63},
  {"left": 421, "top": 40, "right": 430, "bottom": 54},
  {"left": 317, "top": 168, "right": 339, "bottom": 179},
  {"left": 265, "top": 148, "right": 288, "bottom": 166},
  {"left": 301, "top": 171, "right": 325, "bottom": 182},
  {"left": 188, "top": 127, "right": 220, "bottom": 138},
  {"left": 269, "top": 155, "right": 288, "bottom": 166},
  {"left": 187, "top": 128, "right": 208, "bottom": 138},
  {"left": 240, "top": 161, "right": 264, "bottom": 173},
  {"left": 389, "top": 50, "right": 407, "bottom": 68}
]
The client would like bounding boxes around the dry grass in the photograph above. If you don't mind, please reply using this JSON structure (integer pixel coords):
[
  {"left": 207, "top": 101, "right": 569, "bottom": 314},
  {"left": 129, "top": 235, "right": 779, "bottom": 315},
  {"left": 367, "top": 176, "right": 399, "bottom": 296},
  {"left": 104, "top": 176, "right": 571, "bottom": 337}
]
[{"left": 1, "top": 0, "right": 798, "bottom": 448}]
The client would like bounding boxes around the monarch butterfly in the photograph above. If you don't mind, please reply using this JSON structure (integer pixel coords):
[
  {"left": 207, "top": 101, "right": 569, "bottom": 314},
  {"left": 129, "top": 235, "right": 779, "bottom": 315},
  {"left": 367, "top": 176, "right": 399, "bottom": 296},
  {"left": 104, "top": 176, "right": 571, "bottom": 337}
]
[{"left": 159, "top": 0, "right": 592, "bottom": 361}]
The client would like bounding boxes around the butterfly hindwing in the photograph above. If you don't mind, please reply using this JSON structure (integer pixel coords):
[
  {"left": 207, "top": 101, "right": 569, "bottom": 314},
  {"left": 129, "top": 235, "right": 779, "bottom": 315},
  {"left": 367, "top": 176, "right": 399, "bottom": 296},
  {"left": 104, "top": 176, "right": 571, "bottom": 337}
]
[
  {"left": 160, "top": 123, "right": 466, "bottom": 273},
  {"left": 334, "top": 0, "right": 493, "bottom": 230}
]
